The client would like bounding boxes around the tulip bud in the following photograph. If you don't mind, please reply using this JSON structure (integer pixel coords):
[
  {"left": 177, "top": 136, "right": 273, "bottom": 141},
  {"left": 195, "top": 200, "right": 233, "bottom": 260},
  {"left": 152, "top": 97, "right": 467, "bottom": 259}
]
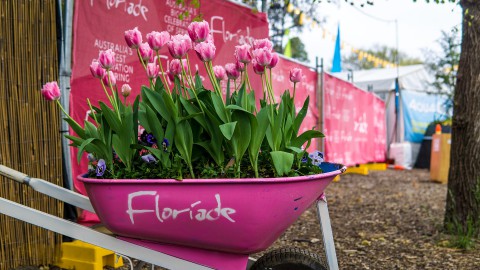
[
  {"left": 121, "top": 84, "right": 132, "bottom": 97},
  {"left": 146, "top": 63, "right": 159, "bottom": 79},
  {"left": 146, "top": 31, "right": 170, "bottom": 51},
  {"left": 235, "top": 60, "right": 245, "bottom": 72},
  {"left": 225, "top": 63, "right": 240, "bottom": 80},
  {"left": 41, "top": 81, "right": 61, "bottom": 101},
  {"left": 124, "top": 27, "right": 142, "bottom": 49},
  {"left": 213, "top": 65, "right": 226, "bottom": 81},
  {"left": 194, "top": 42, "right": 216, "bottom": 62},
  {"left": 167, "top": 34, "right": 192, "bottom": 59},
  {"left": 139, "top": 42, "right": 153, "bottom": 62},
  {"left": 89, "top": 59, "right": 105, "bottom": 78},
  {"left": 252, "top": 59, "right": 265, "bottom": 75},
  {"left": 99, "top": 49, "right": 115, "bottom": 69},
  {"left": 253, "top": 48, "right": 273, "bottom": 66},
  {"left": 188, "top": 20, "right": 210, "bottom": 43},
  {"left": 168, "top": 59, "right": 186, "bottom": 76},
  {"left": 235, "top": 44, "right": 252, "bottom": 64},
  {"left": 102, "top": 71, "right": 116, "bottom": 86},
  {"left": 253, "top": 38, "right": 273, "bottom": 51},
  {"left": 268, "top": 53, "right": 279, "bottom": 69},
  {"left": 289, "top": 68, "right": 303, "bottom": 83}
]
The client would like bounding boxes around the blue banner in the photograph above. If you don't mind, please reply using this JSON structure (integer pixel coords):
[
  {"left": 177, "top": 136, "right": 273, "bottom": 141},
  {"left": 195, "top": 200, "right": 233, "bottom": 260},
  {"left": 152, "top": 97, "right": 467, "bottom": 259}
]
[{"left": 402, "top": 90, "right": 449, "bottom": 142}]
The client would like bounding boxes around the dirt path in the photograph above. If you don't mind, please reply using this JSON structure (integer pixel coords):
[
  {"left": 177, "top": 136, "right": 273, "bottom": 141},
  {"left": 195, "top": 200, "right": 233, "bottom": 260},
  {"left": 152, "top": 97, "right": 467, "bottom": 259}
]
[{"left": 266, "top": 169, "right": 480, "bottom": 269}]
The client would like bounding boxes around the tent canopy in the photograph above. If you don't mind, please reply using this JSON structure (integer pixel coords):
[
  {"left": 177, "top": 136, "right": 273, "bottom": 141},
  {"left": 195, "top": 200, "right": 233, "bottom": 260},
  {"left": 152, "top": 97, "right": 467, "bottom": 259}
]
[{"left": 333, "top": 65, "right": 436, "bottom": 99}]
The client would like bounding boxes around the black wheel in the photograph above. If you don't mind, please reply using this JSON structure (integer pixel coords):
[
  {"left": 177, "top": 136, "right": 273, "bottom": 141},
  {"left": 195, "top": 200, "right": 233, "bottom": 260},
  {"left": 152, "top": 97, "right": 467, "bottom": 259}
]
[{"left": 250, "top": 247, "right": 328, "bottom": 270}]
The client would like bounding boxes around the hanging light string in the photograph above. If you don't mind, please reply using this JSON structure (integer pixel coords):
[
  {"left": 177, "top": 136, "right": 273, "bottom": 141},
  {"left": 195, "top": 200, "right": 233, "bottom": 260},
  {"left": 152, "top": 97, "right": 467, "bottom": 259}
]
[{"left": 284, "top": 2, "right": 397, "bottom": 68}]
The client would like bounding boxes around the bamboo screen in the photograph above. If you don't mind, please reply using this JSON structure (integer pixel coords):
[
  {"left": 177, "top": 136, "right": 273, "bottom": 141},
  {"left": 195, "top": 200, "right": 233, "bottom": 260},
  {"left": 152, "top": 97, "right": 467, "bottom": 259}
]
[{"left": 0, "top": 0, "right": 63, "bottom": 268}]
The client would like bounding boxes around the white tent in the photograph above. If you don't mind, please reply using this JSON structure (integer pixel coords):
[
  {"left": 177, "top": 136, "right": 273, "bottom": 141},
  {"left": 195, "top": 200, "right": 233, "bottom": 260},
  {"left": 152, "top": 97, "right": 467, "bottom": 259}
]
[{"left": 332, "top": 65, "right": 448, "bottom": 168}]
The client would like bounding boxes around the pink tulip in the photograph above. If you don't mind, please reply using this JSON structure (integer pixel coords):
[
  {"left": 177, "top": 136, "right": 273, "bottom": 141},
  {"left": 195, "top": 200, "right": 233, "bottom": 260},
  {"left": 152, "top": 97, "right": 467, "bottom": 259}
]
[
  {"left": 253, "top": 38, "right": 273, "bottom": 51},
  {"left": 235, "top": 44, "right": 252, "bottom": 64},
  {"left": 194, "top": 42, "right": 216, "bottom": 62},
  {"left": 102, "top": 71, "right": 116, "bottom": 86},
  {"left": 252, "top": 59, "right": 265, "bottom": 75},
  {"left": 235, "top": 60, "right": 245, "bottom": 72},
  {"left": 213, "top": 65, "right": 226, "bottom": 81},
  {"left": 225, "top": 63, "right": 240, "bottom": 80},
  {"left": 253, "top": 48, "right": 273, "bottom": 66},
  {"left": 187, "top": 20, "right": 210, "bottom": 43},
  {"left": 167, "top": 34, "right": 192, "bottom": 59},
  {"left": 121, "top": 84, "right": 131, "bottom": 97},
  {"left": 99, "top": 49, "right": 115, "bottom": 69},
  {"left": 41, "top": 81, "right": 61, "bottom": 101},
  {"left": 139, "top": 42, "right": 153, "bottom": 62},
  {"left": 90, "top": 59, "right": 105, "bottom": 78},
  {"left": 268, "top": 53, "right": 279, "bottom": 68},
  {"left": 146, "top": 31, "right": 170, "bottom": 51},
  {"left": 146, "top": 63, "right": 159, "bottom": 79},
  {"left": 289, "top": 68, "right": 303, "bottom": 83},
  {"left": 167, "top": 69, "right": 176, "bottom": 82},
  {"left": 124, "top": 27, "right": 142, "bottom": 49},
  {"left": 168, "top": 59, "right": 185, "bottom": 76}
]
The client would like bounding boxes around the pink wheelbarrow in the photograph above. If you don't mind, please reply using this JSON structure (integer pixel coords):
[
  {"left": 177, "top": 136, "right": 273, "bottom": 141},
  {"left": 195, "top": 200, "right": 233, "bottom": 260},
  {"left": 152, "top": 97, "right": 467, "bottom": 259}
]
[{"left": 0, "top": 162, "right": 345, "bottom": 270}]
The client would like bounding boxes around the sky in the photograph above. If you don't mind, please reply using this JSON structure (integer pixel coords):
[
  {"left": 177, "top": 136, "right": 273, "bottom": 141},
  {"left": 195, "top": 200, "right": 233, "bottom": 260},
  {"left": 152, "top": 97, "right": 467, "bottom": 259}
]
[{"left": 298, "top": 0, "right": 462, "bottom": 69}]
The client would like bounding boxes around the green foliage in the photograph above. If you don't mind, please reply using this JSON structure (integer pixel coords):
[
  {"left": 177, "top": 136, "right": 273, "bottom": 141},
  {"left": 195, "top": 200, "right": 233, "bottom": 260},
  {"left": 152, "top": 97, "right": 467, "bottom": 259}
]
[
  {"left": 423, "top": 26, "right": 460, "bottom": 114},
  {"left": 65, "top": 57, "right": 324, "bottom": 180}
]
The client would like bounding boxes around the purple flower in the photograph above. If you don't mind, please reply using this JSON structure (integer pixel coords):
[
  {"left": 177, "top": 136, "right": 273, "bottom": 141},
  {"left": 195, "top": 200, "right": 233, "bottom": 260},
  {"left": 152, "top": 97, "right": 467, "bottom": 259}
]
[
  {"left": 87, "top": 153, "right": 96, "bottom": 162},
  {"left": 308, "top": 150, "right": 324, "bottom": 166},
  {"left": 301, "top": 154, "right": 308, "bottom": 163},
  {"left": 146, "top": 134, "right": 157, "bottom": 145},
  {"left": 162, "top": 138, "right": 170, "bottom": 152},
  {"left": 96, "top": 159, "right": 106, "bottom": 177},
  {"left": 141, "top": 154, "right": 157, "bottom": 163}
]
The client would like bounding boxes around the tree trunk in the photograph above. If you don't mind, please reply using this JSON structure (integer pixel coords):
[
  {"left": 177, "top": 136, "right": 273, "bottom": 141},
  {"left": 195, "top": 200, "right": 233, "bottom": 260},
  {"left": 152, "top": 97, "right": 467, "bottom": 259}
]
[{"left": 444, "top": 0, "right": 480, "bottom": 235}]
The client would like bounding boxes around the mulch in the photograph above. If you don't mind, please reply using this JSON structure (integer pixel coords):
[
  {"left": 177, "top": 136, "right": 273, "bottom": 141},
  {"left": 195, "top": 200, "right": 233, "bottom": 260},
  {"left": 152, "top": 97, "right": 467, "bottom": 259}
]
[{"left": 267, "top": 169, "right": 480, "bottom": 269}]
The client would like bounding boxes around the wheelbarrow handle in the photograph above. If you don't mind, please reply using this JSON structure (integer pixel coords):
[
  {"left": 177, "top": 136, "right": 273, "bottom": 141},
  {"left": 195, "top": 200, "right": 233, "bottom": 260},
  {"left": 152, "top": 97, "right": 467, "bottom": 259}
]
[{"left": 0, "top": 165, "right": 28, "bottom": 183}]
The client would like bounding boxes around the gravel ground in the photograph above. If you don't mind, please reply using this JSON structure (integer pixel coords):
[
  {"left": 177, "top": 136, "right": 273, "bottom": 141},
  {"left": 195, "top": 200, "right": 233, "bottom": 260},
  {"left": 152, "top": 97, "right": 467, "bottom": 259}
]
[
  {"left": 13, "top": 169, "right": 480, "bottom": 270},
  {"left": 266, "top": 169, "right": 480, "bottom": 269}
]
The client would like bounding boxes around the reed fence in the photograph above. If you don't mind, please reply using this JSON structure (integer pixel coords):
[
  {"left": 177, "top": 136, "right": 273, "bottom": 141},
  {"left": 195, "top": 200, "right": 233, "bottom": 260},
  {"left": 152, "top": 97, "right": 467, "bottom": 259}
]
[{"left": 0, "top": 0, "right": 63, "bottom": 268}]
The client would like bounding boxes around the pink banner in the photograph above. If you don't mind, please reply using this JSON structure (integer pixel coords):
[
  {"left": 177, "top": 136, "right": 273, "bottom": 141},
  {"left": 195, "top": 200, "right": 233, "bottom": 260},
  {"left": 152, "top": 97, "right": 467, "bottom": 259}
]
[
  {"left": 70, "top": 0, "right": 268, "bottom": 222},
  {"left": 323, "top": 73, "right": 386, "bottom": 166}
]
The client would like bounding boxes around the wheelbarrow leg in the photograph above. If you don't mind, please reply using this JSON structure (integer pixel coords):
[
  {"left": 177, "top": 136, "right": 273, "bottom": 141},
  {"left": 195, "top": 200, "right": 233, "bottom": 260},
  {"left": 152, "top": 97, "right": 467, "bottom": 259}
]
[{"left": 316, "top": 194, "right": 339, "bottom": 270}]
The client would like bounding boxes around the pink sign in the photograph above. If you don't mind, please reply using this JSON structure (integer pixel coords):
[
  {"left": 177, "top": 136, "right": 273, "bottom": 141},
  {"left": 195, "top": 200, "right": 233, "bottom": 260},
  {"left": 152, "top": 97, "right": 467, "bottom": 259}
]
[{"left": 323, "top": 73, "right": 386, "bottom": 166}]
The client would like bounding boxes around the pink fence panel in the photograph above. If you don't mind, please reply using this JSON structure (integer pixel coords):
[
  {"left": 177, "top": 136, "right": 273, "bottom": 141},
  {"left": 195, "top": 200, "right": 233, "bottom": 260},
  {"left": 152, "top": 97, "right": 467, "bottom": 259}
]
[{"left": 324, "top": 73, "right": 386, "bottom": 166}]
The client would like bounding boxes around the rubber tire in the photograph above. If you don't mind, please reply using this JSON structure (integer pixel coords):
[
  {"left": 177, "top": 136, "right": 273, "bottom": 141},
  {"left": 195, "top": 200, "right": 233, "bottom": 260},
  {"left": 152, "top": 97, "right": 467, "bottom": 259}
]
[{"left": 250, "top": 247, "right": 328, "bottom": 270}]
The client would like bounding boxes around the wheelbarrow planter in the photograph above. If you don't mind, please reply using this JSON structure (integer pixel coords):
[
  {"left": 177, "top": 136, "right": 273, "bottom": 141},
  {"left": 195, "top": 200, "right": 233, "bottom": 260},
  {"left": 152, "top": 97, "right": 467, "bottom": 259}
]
[{"left": 0, "top": 163, "right": 345, "bottom": 270}]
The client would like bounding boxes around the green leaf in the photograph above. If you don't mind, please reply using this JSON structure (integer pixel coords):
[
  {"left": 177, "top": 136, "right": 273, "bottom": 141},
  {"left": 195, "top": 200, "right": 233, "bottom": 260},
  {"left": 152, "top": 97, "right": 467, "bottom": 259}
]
[
  {"left": 142, "top": 87, "right": 175, "bottom": 123},
  {"left": 270, "top": 151, "right": 294, "bottom": 176},
  {"left": 292, "top": 96, "right": 310, "bottom": 136},
  {"left": 291, "top": 130, "right": 325, "bottom": 148},
  {"left": 77, "top": 138, "right": 96, "bottom": 164},
  {"left": 287, "top": 146, "right": 304, "bottom": 154},
  {"left": 64, "top": 117, "right": 85, "bottom": 138},
  {"left": 219, "top": 122, "right": 237, "bottom": 140},
  {"left": 83, "top": 121, "right": 99, "bottom": 139},
  {"left": 112, "top": 134, "right": 132, "bottom": 171},
  {"left": 211, "top": 93, "right": 228, "bottom": 123},
  {"left": 195, "top": 72, "right": 203, "bottom": 90},
  {"left": 99, "top": 102, "right": 121, "bottom": 132},
  {"left": 195, "top": 141, "right": 224, "bottom": 166},
  {"left": 174, "top": 120, "right": 193, "bottom": 168}
]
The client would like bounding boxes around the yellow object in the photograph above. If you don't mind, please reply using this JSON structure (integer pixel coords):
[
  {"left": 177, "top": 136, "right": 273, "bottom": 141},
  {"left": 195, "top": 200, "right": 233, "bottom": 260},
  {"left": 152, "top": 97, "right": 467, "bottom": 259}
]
[
  {"left": 430, "top": 133, "right": 451, "bottom": 184},
  {"left": 360, "top": 163, "right": 387, "bottom": 171},
  {"left": 57, "top": 240, "right": 123, "bottom": 270},
  {"left": 333, "top": 175, "right": 341, "bottom": 182},
  {"left": 345, "top": 166, "right": 369, "bottom": 175}
]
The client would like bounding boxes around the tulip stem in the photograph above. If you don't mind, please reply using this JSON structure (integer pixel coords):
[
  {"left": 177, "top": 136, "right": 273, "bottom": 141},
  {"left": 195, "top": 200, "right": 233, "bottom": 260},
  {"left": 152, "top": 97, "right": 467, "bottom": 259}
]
[{"left": 156, "top": 52, "right": 171, "bottom": 94}]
